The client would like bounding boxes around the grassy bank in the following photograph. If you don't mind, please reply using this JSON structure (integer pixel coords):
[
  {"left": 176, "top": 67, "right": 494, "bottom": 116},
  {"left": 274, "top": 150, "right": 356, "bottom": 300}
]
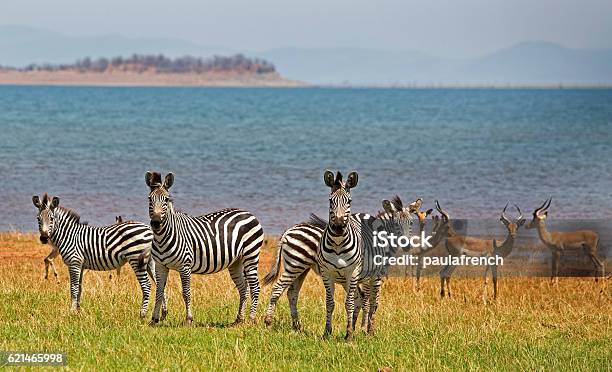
[{"left": 0, "top": 233, "right": 610, "bottom": 370}]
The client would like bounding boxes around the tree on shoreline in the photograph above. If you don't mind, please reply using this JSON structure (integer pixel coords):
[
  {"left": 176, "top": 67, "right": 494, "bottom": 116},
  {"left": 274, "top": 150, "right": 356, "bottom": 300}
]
[{"left": 11, "top": 54, "right": 276, "bottom": 74}]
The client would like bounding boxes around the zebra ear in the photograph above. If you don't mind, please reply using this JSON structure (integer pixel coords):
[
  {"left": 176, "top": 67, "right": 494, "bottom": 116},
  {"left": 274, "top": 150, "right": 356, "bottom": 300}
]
[
  {"left": 145, "top": 171, "right": 163, "bottom": 189},
  {"left": 50, "top": 196, "right": 60, "bottom": 209},
  {"left": 426, "top": 208, "right": 433, "bottom": 216},
  {"left": 32, "top": 195, "right": 41, "bottom": 209},
  {"left": 346, "top": 171, "right": 358, "bottom": 189},
  {"left": 164, "top": 173, "right": 174, "bottom": 189},
  {"left": 324, "top": 170, "right": 335, "bottom": 187},
  {"left": 382, "top": 199, "right": 396, "bottom": 214}
]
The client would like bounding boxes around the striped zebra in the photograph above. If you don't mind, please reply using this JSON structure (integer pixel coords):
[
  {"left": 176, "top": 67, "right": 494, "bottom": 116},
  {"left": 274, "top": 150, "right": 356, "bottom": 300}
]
[
  {"left": 263, "top": 199, "right": 412, "bottom": 330},
  {"left": 32, "top": 193, "right": 160, "bottom": 317},
  {"left": 42, "top": 216, "right": 125, "bottom": 282},
  {"left": 262, "top": 213, "right": 367, "bottom": 330},
  {"left": 145, "top": 171, "right": 264, "bottom": 326},
  {"left": 317, "top": 170, "right": 411, "bottom": 340}
]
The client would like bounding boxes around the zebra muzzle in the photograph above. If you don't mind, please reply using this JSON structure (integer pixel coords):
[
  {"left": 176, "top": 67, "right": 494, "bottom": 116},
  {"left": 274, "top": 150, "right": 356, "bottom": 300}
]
[{"left": 150, "top": 219, "right": 161, "bottom": 230}]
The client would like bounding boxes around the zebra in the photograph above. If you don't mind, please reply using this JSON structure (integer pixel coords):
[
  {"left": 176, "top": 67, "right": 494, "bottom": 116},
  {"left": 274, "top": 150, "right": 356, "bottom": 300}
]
[
  {"left": 43, "top": 216, "right": 127, "bottom": 283},
  {"left": 32, "top": 193, "right": 160, "bottom": 317},
  {"left": 263, "top": 198, "right": 413, "bottom": 331},
  {"left": 316, "top": 170, "right": 412, "bottom": 340},
  {"left": 145, "top": 171, "right": 264, "bottom": 326}
]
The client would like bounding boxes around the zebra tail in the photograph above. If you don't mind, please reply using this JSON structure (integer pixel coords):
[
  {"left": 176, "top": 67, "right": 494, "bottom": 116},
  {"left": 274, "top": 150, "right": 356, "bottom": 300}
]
[{"left": 262, "top": 236, "right": 283, "bottom": 286}]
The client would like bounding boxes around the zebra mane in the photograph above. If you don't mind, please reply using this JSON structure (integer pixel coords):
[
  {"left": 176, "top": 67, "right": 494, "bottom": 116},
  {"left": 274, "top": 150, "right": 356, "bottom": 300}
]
[
  {"left": 167, "top": 200, "right": 175, "bottom": 213},
  {"left": 307, "top": 213, "right": 328, "bottom": 229},
  {"left": 58, "top": 206, "right": 85, "bottom": 224}
]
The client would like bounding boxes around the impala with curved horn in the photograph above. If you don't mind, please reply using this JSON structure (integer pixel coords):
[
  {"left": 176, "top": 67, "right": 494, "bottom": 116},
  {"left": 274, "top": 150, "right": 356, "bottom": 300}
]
[
  {"left": 488, "top": 203, "right": 525, "bottom": 299},
  {"left": 436, "top": 201, "right": 523, "bottom": 299},
  {"left": 525, "top": 198, "right": 605, "bottom": 284}
]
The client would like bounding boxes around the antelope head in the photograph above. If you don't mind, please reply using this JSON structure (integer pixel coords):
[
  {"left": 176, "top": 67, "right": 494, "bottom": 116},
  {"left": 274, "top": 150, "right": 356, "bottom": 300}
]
[
  {"left": 431, "top": 200, "right": 451, "bottom": 239},
  {"left": 525, "top": 197, "right": 551, "bottom": 230},
  {"left": 500, "top": 202, "right": 525, "bottom": 237}
]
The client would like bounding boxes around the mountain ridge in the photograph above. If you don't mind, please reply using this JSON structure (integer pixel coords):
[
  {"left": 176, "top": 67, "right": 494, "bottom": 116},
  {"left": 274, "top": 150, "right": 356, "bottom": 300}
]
[{"left": 1, "top": 25, "right": 611, "bottom": 85}]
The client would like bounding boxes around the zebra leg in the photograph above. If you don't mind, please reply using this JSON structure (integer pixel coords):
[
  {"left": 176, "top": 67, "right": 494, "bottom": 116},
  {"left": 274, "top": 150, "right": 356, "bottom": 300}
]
[
  {"left": 130, "top": 260, "right": 152, "bottom": 318},
  {"left": 287, "top": 269, "right": 309, "bottom": 330},
  {"left": 147, "top": 260, "right": 167, "bottom": 320},
  {"left": 150, "top": 264, "right": 169, "bottom": 325},
  {"left": 357, "top": 285, "right": 370, "bottom": 332},
  {"left": 50, "top": 260, "right": 59, "bottom": 283},
  {"left": 228, "top": 261, "right": 248, "bottom": 325},
  {"left": 68, "top": 263, "right": 83, "bottom": 312},
  {"left": 243, "top": 264, "right": 260, "bottom": 321},
  {"left": 44, "top": 247, "right": 60, "bottom": 282},
  {"left": 322, "top": 276, "right": 335, "bottom": 339},
  {"left": 76, "top": 267, "right": 85, "bottom": 308},
  {"left": 344, "top": 278, "right": 358, "bottom": 341},
  {"left": 179, "top": 266, "right": 193, "bottom": 326},
  {"left": 367, "top": 280, "right": 382, "bottom": 335},
  {"left": 264, "top": 267, "right": 306, "bottom": 327}
]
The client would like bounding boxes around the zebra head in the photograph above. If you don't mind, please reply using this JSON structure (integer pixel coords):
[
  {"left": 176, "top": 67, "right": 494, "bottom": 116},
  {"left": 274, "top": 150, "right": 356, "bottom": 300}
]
[
  {"left": 145, "top": 171, "right": 174, "bottom": 231},
  {"left": 32, "top": 193, "right": 60, "bottom": 244},
  {"left": 324, "top": 170, "right": 358, "bottom": 234},
  {"left": 381, "top": 196, "right": 413, "bottom": 238}
]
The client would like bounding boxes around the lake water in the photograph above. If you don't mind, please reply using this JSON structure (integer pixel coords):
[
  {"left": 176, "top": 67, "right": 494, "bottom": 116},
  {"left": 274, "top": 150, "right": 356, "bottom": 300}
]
[{"left": 1, "top": 86, "right": 611, "bottom": 234}]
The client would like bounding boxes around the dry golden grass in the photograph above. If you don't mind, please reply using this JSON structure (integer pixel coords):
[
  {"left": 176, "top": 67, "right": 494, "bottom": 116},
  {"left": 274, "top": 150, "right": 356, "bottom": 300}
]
[{"left": 0, "top": 232, "right": 610, "bottom": 370}]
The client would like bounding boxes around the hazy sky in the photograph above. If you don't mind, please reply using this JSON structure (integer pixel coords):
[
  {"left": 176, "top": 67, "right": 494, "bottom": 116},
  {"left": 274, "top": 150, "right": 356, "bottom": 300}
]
[{"left": 2, "top": 0, "right": 612, "bottom": 58}]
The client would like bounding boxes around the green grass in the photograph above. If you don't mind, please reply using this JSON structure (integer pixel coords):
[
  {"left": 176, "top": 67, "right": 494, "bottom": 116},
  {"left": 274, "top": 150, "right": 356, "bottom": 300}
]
[{"left": 0, "top": 233, "right": 610, "bottom": 370}]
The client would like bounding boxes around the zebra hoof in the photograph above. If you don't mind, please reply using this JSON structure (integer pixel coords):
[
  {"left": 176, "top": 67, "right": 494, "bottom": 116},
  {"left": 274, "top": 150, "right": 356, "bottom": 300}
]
[
  {"left": 148, "top": 318, "right": 159, "bottom": 326},
  {"left": 291, "top": 320, "right": 302, "bottom": 331},
  {"left": 264, "top": 315, "right": 273, "bottom": 326},
  {"left": 230, "top": 318, "right": 244, "bottom": 327},
  {"left": 160, "top": 309, "right": 168, "bottom": 321},
  {"left": 184, "top": 318, "right": 193, "bottom": 327},
  {"left": 344, "top": 332, "right": 353, "bottom": 342}
]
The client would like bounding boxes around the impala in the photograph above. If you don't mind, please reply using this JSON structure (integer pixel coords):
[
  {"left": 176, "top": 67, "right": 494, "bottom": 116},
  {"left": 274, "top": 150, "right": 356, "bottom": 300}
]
[
  {"left": 525, "top": 198, "right": 605, "bottom": 284},
  {"left": 488, "top": 203, "right": 525, "bottom": 299},
  {"left": 436, "top": 201, "right": 523, "bottom": 299}
]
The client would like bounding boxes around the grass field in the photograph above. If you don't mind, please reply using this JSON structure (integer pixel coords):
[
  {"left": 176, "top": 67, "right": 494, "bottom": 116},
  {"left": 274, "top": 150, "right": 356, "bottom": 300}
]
[{"left": 1, "top": 232, "right": 610, "bottom": 371}]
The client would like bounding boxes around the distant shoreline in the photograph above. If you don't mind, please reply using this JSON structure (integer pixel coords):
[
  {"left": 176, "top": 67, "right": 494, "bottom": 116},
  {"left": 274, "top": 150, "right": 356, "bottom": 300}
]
[
  {"left": 0, "top": 70, "right": 306, "bottom": 87},
  {"left": 0, "top": 72, "right": 609, "bottom": 89}
]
